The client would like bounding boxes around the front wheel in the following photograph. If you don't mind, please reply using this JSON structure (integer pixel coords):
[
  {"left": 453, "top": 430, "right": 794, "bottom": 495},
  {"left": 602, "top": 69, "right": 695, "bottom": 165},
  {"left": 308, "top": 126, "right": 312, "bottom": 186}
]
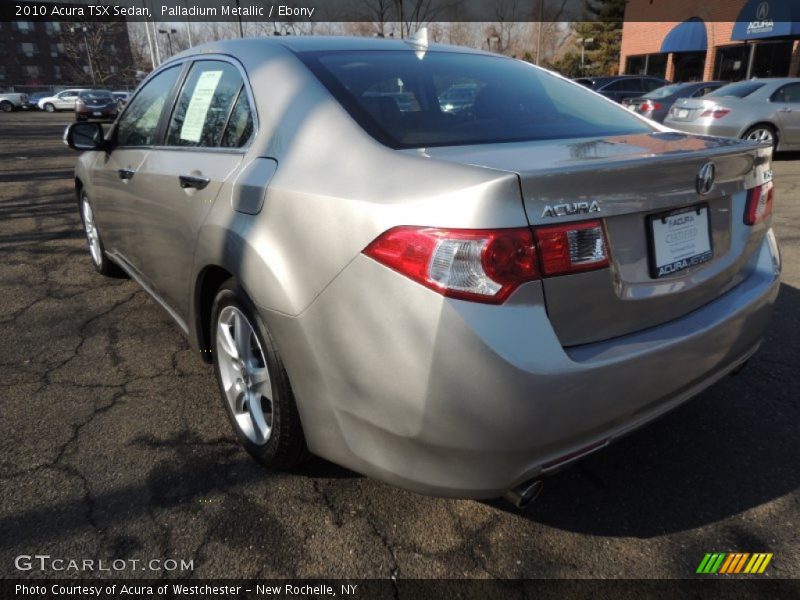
[
  {"left": 79, "top": 192, "right": 124, "bottom": 277},
  {"left": 743, "top": 124, "right": 777, "bottom": 150},
  {"left": 211, "top": 280, "right": 309, "bottom": 469},
  {"left": 43, "top": 103, "right": 55, "bottom": 113}
]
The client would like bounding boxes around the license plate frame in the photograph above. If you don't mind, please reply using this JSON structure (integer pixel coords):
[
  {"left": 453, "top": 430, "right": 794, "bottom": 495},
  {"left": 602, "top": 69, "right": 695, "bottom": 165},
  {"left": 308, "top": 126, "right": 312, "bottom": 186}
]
[
  {"left": 647, "top": 204, "right": 713, "bottom": 279},
  {"left": 93, "top": 111, "right": 102, "bottom": 116},
  {"left": 677, "top": 108, "right": 689, "bottom": 118}
]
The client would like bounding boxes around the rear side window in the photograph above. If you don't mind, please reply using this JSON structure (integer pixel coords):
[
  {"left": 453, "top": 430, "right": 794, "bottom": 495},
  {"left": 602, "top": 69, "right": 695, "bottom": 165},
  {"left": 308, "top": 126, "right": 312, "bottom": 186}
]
[
  {"left": 166, "top": 60, "right": 249, "bottom": 148},
  {"left": 708, "top": 81, "right": 765, "bottom": 98},
  {"left": 220, "top": 89, "right": 254, "bottom": 148},
  {"left": 301, "top": 51, "right": 652, "bottom": 149},
  {"left": 643, "top": 83, "right": 682, "bottom": 99},
  {"left": 642, "top": 78, "right": 665, "bottom": 92},
  {"left": 117, "top": 66, "right": 180, "bottom": 147}
]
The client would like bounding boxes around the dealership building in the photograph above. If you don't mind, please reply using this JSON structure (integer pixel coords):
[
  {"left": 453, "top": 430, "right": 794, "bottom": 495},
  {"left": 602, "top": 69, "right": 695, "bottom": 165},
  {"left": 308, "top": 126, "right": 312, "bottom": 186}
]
[{"left": 620, "top": 0, "right": 800, "bottom": 81}]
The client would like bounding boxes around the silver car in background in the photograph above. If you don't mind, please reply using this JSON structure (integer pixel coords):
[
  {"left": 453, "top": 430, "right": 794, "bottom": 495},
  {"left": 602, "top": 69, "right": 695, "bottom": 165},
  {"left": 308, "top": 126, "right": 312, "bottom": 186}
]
[
  {"left": 64, "top": 38, "right": 780, "bottom": 506},
  {"left": 664, "top": 78, "right": 800, "bottom": 150}
]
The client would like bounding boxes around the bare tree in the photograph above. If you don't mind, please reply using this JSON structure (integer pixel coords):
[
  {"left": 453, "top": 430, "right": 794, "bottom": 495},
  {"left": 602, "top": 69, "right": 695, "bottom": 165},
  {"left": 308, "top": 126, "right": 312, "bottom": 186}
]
[{"left": 60, "top": 22, "right": 135, "bottom": 86}]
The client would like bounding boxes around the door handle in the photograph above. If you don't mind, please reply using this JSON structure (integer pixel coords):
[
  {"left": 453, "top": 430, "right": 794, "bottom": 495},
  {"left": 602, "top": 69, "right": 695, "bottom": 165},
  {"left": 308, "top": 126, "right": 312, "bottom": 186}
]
[
  {"left": 179, "top": 174, "right": 210, "bottom": 190},
  {"left": 117, "top": 168, "right": 135, "bottom": 180},
  {"left": 779, "top": 107, "right": 792, "bottom": 113}
]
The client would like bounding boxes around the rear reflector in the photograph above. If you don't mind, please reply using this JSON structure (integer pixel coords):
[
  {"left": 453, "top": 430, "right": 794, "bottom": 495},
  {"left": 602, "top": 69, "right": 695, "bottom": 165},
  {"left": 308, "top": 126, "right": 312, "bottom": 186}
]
[
  {"left": 744, "top": 181, "right": 774, "bottom": 226},
  {"left": 364, "top": 220, "right": 610, "bottom": 304},
  {"left": 534, "top": 220, "right": 609, "bottom": 277}
]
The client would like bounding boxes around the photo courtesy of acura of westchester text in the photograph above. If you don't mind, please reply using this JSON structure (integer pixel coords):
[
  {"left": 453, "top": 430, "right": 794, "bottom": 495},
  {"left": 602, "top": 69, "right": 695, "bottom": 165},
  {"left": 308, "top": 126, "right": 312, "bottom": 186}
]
[{"left": 0, "top": 0, "right": 798, "bottom": 595}]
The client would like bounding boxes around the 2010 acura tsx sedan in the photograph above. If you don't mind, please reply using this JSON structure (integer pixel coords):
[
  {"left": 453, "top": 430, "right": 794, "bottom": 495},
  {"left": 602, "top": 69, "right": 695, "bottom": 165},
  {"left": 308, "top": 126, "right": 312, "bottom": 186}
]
[{"left": 64, "top": 37, "right": 781, "bottom": 506}]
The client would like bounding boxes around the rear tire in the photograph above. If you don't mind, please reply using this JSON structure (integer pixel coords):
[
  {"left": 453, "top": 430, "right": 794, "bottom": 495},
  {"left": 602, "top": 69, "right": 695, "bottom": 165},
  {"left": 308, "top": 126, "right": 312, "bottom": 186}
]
[
  {"left": 79, "top": 191, "right": 124, "bottom": 277},
  {"left": 44, "top": 103, "right": 55, "bottom": 113},
  {"left": 743, "top": 124, "right": 777, "bottom": 151},
  {"left": 0, "top": 101, "right": 13, "bottom": 113},
  {"left": 211, "top": 280, "right": 309, "bottom": 469}
]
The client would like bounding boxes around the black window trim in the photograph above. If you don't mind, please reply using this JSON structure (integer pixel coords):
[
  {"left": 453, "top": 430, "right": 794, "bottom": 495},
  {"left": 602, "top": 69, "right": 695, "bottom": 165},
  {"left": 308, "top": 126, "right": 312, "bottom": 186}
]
[{"left": 112, "top": 54, "right": 259, "bottom": 153}]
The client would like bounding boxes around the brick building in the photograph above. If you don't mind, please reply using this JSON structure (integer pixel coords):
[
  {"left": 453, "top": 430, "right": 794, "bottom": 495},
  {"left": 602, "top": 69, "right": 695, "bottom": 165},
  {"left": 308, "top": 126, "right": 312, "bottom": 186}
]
[
  {"left": 620, "top": 0, "right": 800, "bottom": 82},
  {"left": 0, "top": 17, "right": 134, "bottom": 91}
]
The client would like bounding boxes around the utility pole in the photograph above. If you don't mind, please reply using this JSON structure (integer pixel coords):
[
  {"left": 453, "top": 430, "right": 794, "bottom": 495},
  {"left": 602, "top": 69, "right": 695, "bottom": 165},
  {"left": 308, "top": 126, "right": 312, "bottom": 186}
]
[
  {"left": 71, "top": 25, "right": 96, "bottom": 87},
  {"left": 235, "top": 0, "right": 244, "bottom": 37},
  {"left": 535, "top": 0, "right": 545, "bottom": 65},
  {"left": 158, "top": 28, "right": 177, "bottom": 58}
]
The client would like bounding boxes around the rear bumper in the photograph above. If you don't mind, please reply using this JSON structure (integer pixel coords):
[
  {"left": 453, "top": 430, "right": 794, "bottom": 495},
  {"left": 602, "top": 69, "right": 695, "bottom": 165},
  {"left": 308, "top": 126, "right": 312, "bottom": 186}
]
[
  {"left": 664, "top": 120, "right": 744, "bottom": 139},
  {"left": 264, "top": 230, "right": 781, "bottom": 499}
]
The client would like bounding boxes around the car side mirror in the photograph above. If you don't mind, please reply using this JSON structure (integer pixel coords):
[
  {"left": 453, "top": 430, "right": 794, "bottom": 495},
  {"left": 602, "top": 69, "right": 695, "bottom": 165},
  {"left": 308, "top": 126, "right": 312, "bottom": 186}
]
[{"left": 63, "top": 121, "right": 108, "bottom": 151}]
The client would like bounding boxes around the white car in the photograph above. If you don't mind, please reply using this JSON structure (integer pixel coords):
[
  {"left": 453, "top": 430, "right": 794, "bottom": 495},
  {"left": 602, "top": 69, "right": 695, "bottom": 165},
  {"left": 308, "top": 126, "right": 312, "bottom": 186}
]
[
  {"left": 38, "top": 89, "right": 90, "bottom": 112},
  {"left": 0, "top": 92, "right": 29, "bottom": 112}
]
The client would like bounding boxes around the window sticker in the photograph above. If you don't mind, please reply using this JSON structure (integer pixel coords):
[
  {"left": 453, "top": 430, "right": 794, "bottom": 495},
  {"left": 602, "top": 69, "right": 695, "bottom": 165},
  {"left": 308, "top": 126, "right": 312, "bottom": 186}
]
[{"left": 180, "top": 70, "right": 223, "bottom": 143}]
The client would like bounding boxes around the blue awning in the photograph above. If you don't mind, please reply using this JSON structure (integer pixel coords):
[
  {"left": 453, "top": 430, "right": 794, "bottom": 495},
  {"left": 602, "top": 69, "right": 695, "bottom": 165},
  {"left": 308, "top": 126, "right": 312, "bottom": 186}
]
[
  {"left": 732, "top": 0, "right": 800, "bottom": 40},
  {"left": 660, "top": 18, "right": 707, "bottom": 53}
]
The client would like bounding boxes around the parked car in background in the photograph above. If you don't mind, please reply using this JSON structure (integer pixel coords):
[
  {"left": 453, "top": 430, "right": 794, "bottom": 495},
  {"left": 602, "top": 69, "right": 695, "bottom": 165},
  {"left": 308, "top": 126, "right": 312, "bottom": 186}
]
[
  {"left": 113, "top": 91, "right": 130, "bottom": 108},
  {"left": 75, "top": 90, "right": 118, "bottom": 121},
  {"left": 574, "top": 75, "right": 669, "bottom": 103},
  {"left": 38, "top": 88, "right": 90, "bottom": 112},
  {"left": 64, "top": 37, "right": 779, "bottom": 507},
  {"left": 438, "top": 82, "right": 480, "bottom": 113},
  {"left": 623, "top": 81, "right": 725, "bottom": 123},
  {"left": 664, "top": 78, "right": 800, "bottom": 151},
  {"left": 24, "top": 91, "right": 50, "bottom": 110},
  {"left": 0, "top": 92, "right": 29, "bottom": 112}
]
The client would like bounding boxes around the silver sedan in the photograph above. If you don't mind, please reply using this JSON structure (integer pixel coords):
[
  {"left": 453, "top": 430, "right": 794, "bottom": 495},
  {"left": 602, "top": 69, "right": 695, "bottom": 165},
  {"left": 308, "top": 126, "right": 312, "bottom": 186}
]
[
  {"left": 664, "top": 78, "right": 800, "bottom": 150},
  {"left": 64, "top": 37, "right": 780, "bottom": 506}
]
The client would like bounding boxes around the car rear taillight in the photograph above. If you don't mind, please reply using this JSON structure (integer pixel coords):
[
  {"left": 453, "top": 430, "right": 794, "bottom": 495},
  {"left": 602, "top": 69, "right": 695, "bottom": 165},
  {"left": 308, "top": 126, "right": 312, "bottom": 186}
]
[
  {"left": 534, "top": 220, "right": 609, "bottom": 276},
  {"left": 744, "top": 181, "right": 774, "bottom": 225},
  {"left": 363, "top": 221, "right": 610, "bottom": 304},
  {"left": 700, "top": 108, "right": 730, "bottom": 119},
  {"left": 642, "top": 100, "right": 663, "bottom": 112}
]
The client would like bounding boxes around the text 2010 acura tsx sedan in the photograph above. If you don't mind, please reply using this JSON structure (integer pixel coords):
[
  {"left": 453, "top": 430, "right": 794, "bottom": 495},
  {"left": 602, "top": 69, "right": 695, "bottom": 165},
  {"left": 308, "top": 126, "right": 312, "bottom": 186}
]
[{"left": 64, "top": 37, "right": 780, "bottom": 506}]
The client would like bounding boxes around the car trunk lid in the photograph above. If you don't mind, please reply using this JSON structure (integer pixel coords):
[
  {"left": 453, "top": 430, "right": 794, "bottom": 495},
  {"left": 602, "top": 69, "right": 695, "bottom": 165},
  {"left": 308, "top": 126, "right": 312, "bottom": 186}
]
[{"left": 421, "top": 132, "right": 772, "bottom": 345}]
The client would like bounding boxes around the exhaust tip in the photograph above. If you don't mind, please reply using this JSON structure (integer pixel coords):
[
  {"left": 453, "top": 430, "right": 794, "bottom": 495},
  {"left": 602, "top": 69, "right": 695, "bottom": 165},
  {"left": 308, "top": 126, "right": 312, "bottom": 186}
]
[{"left": 504, "top": 479, "right": 543, "bottom": 509}]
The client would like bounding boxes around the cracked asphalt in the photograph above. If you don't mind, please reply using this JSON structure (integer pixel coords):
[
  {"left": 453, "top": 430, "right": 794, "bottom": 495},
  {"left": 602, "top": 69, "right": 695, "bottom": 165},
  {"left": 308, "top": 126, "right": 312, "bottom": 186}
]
[{"left": 1, "top": 111, "right": 798, "bottom": 581}]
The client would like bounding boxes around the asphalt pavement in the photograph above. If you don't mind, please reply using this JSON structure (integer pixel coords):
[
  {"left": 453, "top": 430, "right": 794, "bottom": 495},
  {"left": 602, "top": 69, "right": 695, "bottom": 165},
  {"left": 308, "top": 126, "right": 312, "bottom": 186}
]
[{"left": 0, "top": 111, "right": 798, "bottom": 580}]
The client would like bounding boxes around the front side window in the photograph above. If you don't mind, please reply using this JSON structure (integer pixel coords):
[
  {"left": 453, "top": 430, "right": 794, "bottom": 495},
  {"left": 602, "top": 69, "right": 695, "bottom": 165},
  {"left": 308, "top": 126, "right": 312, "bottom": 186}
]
[
  {"left": 771, "top": 83, "right": 800, "bottom": 103},
  {"left": 301, "top": 51, "right": 652, "bottom": 149},
  {"left": 165, "top": 60, "right": 246, "bottom": 147},
  {"left": 117, "top": 66, "right": 180, "bottom": 147}
]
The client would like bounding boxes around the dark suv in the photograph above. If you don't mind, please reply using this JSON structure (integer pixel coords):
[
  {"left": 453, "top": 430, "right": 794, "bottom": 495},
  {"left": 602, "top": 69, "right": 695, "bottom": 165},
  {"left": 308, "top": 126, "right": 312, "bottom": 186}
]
[
  {"left": 574, "top": 75, "right": 669, "bottom": 103},
  {"left": 75, "top": 90, "right": 118, "bottom": 121}
]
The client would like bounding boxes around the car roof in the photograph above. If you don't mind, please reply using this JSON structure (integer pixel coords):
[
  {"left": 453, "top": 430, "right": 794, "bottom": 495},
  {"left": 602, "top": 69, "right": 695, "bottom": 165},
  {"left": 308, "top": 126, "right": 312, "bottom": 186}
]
[{"left": 173, "top": 35, "right": 494, "bottom": 59}]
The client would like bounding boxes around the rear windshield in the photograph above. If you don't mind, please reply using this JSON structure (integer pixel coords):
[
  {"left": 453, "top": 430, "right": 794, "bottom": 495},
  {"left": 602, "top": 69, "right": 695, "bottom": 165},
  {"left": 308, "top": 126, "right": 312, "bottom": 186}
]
[
  {"left": 643, "top": 83, "right": 683, "bottom": 99},
  {"left": 708, "top": 81, "right": 765, "bottom": 98},
  {"left": 80, "top": 90, "right": 113, "bottom": 100},
  {"left": 301, "top": 51, "right": 653, "bottom": 149}
]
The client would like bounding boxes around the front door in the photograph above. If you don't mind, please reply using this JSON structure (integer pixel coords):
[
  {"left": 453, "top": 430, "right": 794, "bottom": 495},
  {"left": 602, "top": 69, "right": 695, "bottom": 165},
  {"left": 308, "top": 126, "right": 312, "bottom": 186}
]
[{"left": 88, "top": 65, "right": 183, "bottom": 275}]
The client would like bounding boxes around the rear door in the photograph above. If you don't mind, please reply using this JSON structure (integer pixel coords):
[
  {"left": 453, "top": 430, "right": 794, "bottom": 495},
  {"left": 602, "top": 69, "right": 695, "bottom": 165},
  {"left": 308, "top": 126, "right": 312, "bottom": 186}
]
[
  {"left": 770, "top": 82, "right": 800, "bottom": 148},
  {"left": 132, "top": 58, "right": 254, "bottom": 318}
]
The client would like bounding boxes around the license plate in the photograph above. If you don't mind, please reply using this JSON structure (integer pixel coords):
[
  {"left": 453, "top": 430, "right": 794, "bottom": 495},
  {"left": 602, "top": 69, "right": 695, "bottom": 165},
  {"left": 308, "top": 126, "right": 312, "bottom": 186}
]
[
  {"left": 93, "top": 111, "right": 102, "bottom": 116},
  {"left": 648, "top": 205, "right": 713, "bottom": 278},
  {"left": 677, "top": 108, "right": 689, "bottom": 118}
]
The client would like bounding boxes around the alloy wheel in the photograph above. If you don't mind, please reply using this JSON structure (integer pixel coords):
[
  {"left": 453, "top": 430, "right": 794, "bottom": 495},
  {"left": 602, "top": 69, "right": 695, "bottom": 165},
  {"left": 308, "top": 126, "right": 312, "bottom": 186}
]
[
  {"left": 746, "top": 128, "right": 774, "bottom": 145},
  {"left": 81, "top": 197, "right": 103, "bottom": 266},
  {"left": 216, "top": 306, "right": 273, "bottom": 445}
]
